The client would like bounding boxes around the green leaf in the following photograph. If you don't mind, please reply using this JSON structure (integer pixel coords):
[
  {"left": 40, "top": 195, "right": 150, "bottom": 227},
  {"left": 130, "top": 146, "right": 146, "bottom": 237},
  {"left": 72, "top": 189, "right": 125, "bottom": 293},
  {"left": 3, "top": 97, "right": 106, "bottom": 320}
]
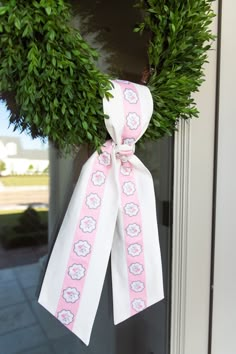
[
  {"left": 45, "top": 7, "right": 52, "bottom": 16},
  {"left": 14, "top": 18, "right": 21, "bottom": 30},
  {"left": 49, "top": 30, "right": 55, "bottom": 41},
  {"left": 82, "top": 121, "right": 88, "bottom": 130},
  {"left": 61, "top": 103, "right": 66, "bottom": 115},
  {"left": 0, "top": 6, "right": 8, "bottom": 16},
  {"left": 171, "top": 24, "right": 176, "bottom": 33},
  {"left": 86, "top": 131, "right": 93, "bottom": 140}
]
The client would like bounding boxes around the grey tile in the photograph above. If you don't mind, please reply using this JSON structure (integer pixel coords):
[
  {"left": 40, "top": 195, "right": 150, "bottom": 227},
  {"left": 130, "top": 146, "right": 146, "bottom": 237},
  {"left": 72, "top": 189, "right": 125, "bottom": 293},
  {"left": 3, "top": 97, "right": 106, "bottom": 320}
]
[
  {"left": 31, "top": 301, "right": 69, "bottom": 339},
  {"left": 14, "top": 263, "right": 41, "bottom": 288},
  {"left": 24, "top": 286, "right": 37, "bottom": 301},
  {"left": 0, "top": 302, "right": 36, "bottom": 335},
  {"left": 0, "top": 325, "right": 46, "bottom": 354},
  {"left": 0, "top": 280, "right": 25, "bottom": 308},
  {"left": 18, "top": 344, "right": 54, "bottom": 354},
  {"left": 0, "top": 255, "right": 10, "bottom": 269},
  {"left": 14, "top": 262, "right": 40, "bottom": 275},
  {"left": 0, "top": 268, "right": 16, "bottom": 283},
  {"left": 52, "top": 334, "right": 89, "bottom": 354}
]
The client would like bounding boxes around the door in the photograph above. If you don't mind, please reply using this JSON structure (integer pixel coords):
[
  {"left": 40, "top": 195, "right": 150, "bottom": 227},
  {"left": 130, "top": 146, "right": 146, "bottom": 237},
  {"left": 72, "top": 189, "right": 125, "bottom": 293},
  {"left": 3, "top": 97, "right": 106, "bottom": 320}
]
[{"left": 46, "top": 1, "right": 173, "bottom": 353}]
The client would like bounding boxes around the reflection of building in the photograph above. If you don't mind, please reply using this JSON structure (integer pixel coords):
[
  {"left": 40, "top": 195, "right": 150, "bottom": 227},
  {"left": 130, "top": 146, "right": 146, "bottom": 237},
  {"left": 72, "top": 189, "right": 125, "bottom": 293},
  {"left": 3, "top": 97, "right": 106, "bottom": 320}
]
[{"left": 0, "top": 136, "right": 48, "bottom": 175}]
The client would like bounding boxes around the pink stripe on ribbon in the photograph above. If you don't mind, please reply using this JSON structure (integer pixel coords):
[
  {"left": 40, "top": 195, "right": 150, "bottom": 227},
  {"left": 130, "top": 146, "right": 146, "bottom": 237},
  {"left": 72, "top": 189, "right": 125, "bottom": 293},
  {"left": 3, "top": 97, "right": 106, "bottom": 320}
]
[
  {"left": 116, "top": 81, "right": 147, "bottom": 315},
  {"left": 55, "top": 142, "right": 113, "bottom": 330}
]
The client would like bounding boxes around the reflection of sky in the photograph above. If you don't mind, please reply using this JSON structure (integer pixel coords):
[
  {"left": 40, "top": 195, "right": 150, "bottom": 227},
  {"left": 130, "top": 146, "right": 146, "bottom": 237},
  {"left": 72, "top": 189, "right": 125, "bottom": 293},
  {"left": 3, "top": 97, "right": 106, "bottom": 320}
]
[{"left": 0, "top": 101, "right": 48, "bottom": 150}]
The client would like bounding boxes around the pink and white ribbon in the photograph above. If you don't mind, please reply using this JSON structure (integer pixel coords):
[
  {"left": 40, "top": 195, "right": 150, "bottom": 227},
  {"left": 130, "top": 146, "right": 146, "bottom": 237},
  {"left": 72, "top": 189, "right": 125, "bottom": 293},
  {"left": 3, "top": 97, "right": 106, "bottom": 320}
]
[{"left": 38, "top": 80, "right": 164, "bottom": 345}]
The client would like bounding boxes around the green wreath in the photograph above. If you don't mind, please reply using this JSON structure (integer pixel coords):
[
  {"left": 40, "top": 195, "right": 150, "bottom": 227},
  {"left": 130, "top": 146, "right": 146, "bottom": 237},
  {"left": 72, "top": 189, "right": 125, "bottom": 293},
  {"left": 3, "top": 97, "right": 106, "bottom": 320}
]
[{"left": 0, "top": 0, "right": 215, "bottom": 153}]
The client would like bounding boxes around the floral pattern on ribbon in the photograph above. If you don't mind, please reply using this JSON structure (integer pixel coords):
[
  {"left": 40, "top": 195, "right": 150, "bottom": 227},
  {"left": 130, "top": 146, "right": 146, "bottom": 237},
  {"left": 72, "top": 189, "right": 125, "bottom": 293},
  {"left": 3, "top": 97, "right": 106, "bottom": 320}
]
[
  {"left": 130, "top": 281, "right": 145, "bottom": 293},
  {"left": 79, "top": 216, "right": 96, "bottom": 233},
  {"left": 68, "top": 263, "right": 86, "bottom": 280},
  {"left": 74, "top": 240, "right": 91, "bottom": 257},
  {"left": 120, "top": 165, "right": 132, "bottom": 176},
  {"left": 122, "top": 181, "right": 136, "bottom": 196},
  {"left": 132, "top": 299, "right": 146, "bottom": 312},
  {"left": 126, "top": 223, "right": 141, "bottom": 237},
  {"left": 129, "top": 262, "right": 144, "bottom": 275},
  {"left": 118, "top": 83, "right": 148, "bottom": 318},
  {"left": 124, "top": 203, "right": 139, "bottom": 216},
  {"left": 57, "top": 309, "right": 74, "bottom": 325},
  {"left": 91, "top": 171, "right": 106, "bottom": 186},
  {"left": 63, "top": 287, "right": 80, "bottom": 303},
  {"left": 86, "top": 193, "right": 101, "bottom": 209},
  {"left": 126, "top": 112, "right": 140, "bottom": 130},
  {"left": 124, "top": 88, "right": 138, "bottom": 104},
  {"left": 128, "top": 243, "right": 142, "bottom": 257},
  {"left": 123, "top": 138, "right": 136, "bottom": 146},
  {"left": 98, "top": 151, "right": 111, "bottom": 166}
]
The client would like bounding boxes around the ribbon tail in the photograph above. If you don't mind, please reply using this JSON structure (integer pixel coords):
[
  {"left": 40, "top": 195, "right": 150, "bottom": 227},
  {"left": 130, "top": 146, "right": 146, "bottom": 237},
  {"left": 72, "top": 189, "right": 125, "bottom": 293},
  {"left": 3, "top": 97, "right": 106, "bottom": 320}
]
[
  {"left": 38, "top": 146, "right": 119, "bottom": 345},
  {"left": 111, "top": 155, "right": 164, "bottom": 324}
]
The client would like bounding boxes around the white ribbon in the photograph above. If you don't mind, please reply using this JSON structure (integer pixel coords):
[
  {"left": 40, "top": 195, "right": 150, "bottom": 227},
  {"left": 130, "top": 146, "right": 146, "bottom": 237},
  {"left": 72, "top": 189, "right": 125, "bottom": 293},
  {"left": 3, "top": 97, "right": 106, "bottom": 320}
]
[{"left": 38, "top": 80, "right": 164, "bottom": 345}]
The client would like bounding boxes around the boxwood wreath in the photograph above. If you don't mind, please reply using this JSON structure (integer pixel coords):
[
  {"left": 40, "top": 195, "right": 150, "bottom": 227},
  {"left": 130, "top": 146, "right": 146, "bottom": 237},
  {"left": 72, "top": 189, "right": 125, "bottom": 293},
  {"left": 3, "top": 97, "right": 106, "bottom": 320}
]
[{"left": 0, "top": 0, "right": 215, "bottom": 153}]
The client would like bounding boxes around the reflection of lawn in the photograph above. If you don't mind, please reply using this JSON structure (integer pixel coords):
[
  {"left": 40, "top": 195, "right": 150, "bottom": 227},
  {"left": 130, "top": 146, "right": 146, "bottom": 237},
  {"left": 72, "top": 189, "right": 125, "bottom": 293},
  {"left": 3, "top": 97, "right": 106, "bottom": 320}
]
[
  {"left": 0, "top": 175, "right": 49, "bottom": 187},
  {"left": 0, "top": 209, "right": 48, "bottom": 227}
]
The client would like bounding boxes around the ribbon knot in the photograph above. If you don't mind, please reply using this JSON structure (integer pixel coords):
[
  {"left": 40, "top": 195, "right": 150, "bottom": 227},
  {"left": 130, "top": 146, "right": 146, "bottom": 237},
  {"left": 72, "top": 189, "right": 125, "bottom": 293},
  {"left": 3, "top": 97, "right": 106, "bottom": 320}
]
[
  {"left": 38, "top": 80, "right": 164, "bottom": 346},
  {"left": 114, "top": 143, "right": 135, "bottom": 162}
]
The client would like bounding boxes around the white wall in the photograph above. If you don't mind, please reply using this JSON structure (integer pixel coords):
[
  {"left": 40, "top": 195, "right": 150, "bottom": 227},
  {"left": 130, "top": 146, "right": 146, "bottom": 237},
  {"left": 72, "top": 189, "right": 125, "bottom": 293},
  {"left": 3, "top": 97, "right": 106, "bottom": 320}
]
[{"left": 211, "top": 1, "right": 236, "bottom": 354}]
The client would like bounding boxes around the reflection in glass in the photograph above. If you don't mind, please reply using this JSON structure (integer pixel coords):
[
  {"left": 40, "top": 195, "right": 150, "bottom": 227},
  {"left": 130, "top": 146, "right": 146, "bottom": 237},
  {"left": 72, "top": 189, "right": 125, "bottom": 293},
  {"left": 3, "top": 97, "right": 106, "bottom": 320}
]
[{"left": 0, "top": 2, "right": 173, "bottom": 354}]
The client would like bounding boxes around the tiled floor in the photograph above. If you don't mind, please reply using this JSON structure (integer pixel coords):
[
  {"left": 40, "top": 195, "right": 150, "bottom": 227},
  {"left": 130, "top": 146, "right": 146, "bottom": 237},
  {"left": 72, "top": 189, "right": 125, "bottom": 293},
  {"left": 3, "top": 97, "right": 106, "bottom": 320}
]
[
  {"left": 0, "top": 262, "right": 86, "bottom": 354},
  {"left": 0, "top": 244, "right": 48, "bottom": 270}
]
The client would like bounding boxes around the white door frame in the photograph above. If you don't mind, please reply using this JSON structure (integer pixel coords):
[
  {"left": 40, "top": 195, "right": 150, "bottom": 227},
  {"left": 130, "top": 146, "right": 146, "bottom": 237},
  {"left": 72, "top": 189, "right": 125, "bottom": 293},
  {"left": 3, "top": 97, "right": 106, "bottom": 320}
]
[
  {"left": 211, "top": 1, "right": 236, "bottom": 353},
  {"left": 170, "top": 1, "right": 218, "bottom": 353}
]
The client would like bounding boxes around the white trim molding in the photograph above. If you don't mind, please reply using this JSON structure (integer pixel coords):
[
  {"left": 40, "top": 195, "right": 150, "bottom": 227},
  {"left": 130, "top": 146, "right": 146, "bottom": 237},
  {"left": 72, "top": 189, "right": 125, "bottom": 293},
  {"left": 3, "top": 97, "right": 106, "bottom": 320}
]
[
  {"left": 171, "top": 2, "right": 218, "bottom": 352},
  {"left": 171, "top": 120, "right": 191, "bottom": 354},
  {"left": 211, "top": 1, "right": 236, "bottom": 353}
]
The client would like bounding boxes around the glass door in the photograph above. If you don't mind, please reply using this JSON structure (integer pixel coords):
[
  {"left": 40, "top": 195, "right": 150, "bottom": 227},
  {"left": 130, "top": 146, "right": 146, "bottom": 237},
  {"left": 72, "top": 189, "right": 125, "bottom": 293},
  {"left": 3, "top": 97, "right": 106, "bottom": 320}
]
[
  {"left": 65, "top": 1, "right": 174, "bottom": 353},
  {"left": 0, "top": 1, "right": 172, "bottom": 353}
]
